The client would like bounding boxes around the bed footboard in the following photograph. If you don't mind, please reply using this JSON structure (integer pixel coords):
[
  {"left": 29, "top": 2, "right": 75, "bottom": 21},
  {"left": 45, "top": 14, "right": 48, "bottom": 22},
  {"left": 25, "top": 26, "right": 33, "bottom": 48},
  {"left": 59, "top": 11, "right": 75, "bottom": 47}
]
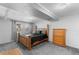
[{"left": 19, "top": 35, "right": 32, "bottom": 50}]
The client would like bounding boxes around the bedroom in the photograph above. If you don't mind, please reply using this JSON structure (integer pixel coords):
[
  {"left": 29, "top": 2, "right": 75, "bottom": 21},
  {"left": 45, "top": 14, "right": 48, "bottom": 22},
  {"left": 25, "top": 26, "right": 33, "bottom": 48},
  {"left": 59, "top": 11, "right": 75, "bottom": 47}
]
[{"left": 0, "top": 3, "right": 79, "bottom": 55}]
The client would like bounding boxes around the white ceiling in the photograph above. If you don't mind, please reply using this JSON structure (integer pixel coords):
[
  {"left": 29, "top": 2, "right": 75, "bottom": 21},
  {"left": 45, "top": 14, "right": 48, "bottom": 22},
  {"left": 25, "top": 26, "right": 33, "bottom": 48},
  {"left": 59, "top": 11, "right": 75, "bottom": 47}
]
[
  {"left": 40, "top": 3, "right": 79, "bottom": 18},
  {"left": 0, "top": 3, "right": 79, "bottom": 23},
  {"left": 0, "top": 3, "right": 52, "bottom": 23},
  {"left": 0, "top": 3, "right": 32, "bottom": 16}
]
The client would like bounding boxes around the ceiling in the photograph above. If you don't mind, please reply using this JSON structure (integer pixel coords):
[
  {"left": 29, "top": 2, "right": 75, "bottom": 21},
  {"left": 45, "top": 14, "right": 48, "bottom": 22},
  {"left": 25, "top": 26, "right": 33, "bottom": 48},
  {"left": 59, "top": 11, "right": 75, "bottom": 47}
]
[
  {"left": 40, "top": 3, "right": 79, "bottom": 18},
  {"left": 0, "top": 3, "right": 32, "bottom": 15},
  {"left": 0, "top": 3, "right": 79, "bottom": 23},
  {"left": 0, "top": 3, "right": 53, "bottom": 23}
]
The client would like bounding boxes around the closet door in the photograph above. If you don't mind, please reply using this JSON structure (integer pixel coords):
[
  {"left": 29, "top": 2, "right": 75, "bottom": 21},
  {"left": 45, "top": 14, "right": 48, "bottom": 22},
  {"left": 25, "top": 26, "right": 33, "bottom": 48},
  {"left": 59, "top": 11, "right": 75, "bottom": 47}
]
[{"left": 53, "top": 29, "right": 66, "bottom": 47}]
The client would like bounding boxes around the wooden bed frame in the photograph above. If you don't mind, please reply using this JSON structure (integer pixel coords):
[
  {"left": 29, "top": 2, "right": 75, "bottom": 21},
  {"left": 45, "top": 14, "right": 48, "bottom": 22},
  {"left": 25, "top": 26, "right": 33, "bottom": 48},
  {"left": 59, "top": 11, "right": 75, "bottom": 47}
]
[{"left": 18, "top": 35, "right": 48, "bottom": 50}]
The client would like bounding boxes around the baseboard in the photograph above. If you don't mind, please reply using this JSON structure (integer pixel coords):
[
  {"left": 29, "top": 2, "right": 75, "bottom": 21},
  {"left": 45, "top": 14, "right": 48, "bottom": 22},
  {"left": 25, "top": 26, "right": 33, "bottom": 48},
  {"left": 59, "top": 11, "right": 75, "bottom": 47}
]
[
  {"left": 67, "top": 45, "right": 79, "bottom": 50},
  {"left": 0, "top": 41, "right": 15, "bottom": 46}
]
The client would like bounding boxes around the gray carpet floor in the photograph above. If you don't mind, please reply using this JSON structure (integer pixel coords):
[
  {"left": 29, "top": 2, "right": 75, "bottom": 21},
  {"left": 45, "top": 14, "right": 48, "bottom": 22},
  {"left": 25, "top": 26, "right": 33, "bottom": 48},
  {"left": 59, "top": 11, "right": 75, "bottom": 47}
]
[{"left": 0, "top": 42, "right": 79, "bottom": 55}]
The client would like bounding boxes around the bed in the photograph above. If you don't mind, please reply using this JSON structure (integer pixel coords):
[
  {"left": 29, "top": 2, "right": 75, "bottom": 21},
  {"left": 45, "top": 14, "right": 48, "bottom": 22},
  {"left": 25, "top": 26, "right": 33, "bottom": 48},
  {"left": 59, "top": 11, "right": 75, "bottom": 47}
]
[{"left": 18, "top": 32, "right": 48, "bottom": 50}]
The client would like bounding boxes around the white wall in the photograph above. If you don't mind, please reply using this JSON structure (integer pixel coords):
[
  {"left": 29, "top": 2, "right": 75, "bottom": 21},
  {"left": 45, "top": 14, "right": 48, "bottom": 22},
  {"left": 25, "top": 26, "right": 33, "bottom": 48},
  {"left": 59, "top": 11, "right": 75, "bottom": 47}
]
[
  {"left": 0, "top": 5, "right": 7, "bottom": 17},
  {"left": 35, "top": 20, "right": 51, "bottom": 28},
  {"left": 16, "top": 22, "right": 33, "bottom": 35},
  {"left": 12, "top": 20, "right": 17, "bottom": 42},
  {"left": 49, "top": 15, "right": 79, "bottom": 49},
  {"left": 0, "top": 19, "right": 12, "bottom": 44}
]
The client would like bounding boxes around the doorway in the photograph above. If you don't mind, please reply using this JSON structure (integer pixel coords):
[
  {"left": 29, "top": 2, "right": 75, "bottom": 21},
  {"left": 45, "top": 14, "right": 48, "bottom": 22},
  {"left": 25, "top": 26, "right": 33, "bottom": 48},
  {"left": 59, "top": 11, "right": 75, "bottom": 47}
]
[{"left": 16, "top": 24, "right": 21, "bottom": 42}]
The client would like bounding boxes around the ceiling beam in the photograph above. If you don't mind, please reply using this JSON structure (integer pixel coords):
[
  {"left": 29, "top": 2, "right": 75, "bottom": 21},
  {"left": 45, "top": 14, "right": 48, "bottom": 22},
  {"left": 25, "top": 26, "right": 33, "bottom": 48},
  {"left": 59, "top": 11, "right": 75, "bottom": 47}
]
[{"left": 32, "top": 3, "right": 59, "bottom": 20}]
